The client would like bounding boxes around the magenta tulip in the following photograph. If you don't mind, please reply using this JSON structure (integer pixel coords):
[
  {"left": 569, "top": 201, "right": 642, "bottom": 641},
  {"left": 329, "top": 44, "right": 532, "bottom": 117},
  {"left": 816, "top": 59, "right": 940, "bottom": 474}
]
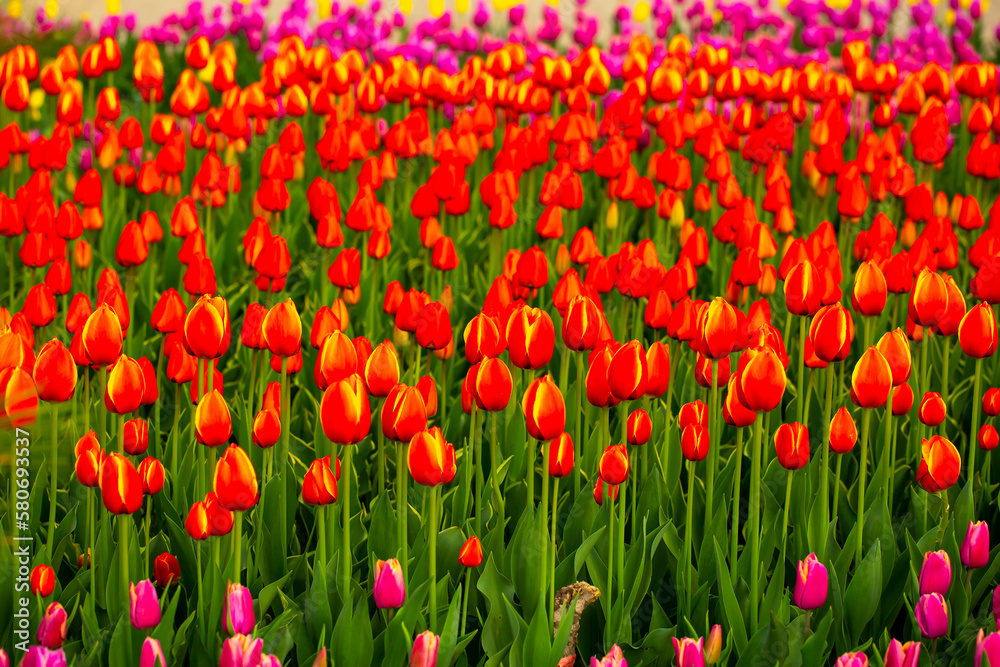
[
  {"left": 883, "top": 639, "right": 920, "bottom": 667},
  {"left": 410, "top": 631, "right": 439, "bottom": 667},
  {"left": 919, "top": 550, "right": 952, "bottom": 595},
  {"left": 37, "top": 602, "right": 67, "bottom": 649},
  {"left": 962, "top": 521, "right": 990, "bottom": 569},
  {"left": 129, "top": 580, "right": 162, "bottom": 630},
  {"left": 915, "top": 593, "right": 949, "bottom": 638},
  {"left": 793, "top": 553, "right": 828, "bottom": 610},
  {"left": 373, "top": 558, "right": 406, "bottom": 609},
  {"left": 222, "top": 582, "right": 255, "bottom": 635},
  {"left": 140, "top": 638, "right": 168, "bottom": 667},
  {"left": 220, "top": 635, "right": 263, "bottom": 667},
  {"left": 834, "top": 653, "right": 868, "bottom": 667},
  {"left": 976, "top": 630, "right": 1000, "bottom": 667},
  {"left": 671, "top": 637, "right": 704, "bottom": 667},
  {"left": 591, "top": 645, "right": 627, "bottom": 667}
]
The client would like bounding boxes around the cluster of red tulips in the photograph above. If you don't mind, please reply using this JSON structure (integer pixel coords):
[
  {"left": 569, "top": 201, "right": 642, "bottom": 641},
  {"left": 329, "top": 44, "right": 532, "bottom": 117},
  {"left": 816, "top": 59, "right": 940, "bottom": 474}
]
[{"left": 1, "top": 17, "right": 1000, "bottom": 667}]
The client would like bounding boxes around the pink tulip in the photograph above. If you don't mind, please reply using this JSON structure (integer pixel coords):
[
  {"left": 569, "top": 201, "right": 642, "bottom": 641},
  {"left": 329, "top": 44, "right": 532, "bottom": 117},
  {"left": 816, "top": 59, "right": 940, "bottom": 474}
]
[
  {"left": 220, "top": 635, "right": 263, "bottom": 667},
  {"left": 261, "top": 655, "right": 283, "bottom": 667},
  {"left": 37, "top": 602, "right": 67, "bottom": 649},
  {"left": 995, "top": 585, "right": 1000, "bottom": 630},
  {"left": 129, "top": 580, "right": 162, "bottom": 630},
  {"left": 834, "top": 653, "right": 868, "bottom": 667},
  {"left": 373, "top": 558, "right": 406, "bottom": 609},
  {"left": 591, "top": 645, "right": 627, "bottom": 667},
  {"left": 918, "top": 550, "right": 952, "bottom": 595},
  {"left": 0, "top": 649, "right": 7, "bottom": 667},
  {"left": 793, "top": 553, "right": 828, "bottom": 610},
  {"left": 141, "top": 638, "right": 168, "bottom": 667},
  {"left": 883, "top": 639, "right": 920, "bottom": 667},
  {"left": 962, "top": 521, "right": 990, "bottom": 569},
  {"left": 976, "top": 630, "right": 1000, "bottom": 667},
  {"left": 410, "top": 631, "right": 439, "bottom": 667},
  {"left": 915, "top": 593, "right": 949, "bottom": 638},
  {"left": 21, "top": 647, "right": 67, "bottom": 667},
  {"left": 223, "top": 582, "right": 256, "bottom": 635},
  {"left": 671, "top": 637, "right": 704, "bottom": 667}
]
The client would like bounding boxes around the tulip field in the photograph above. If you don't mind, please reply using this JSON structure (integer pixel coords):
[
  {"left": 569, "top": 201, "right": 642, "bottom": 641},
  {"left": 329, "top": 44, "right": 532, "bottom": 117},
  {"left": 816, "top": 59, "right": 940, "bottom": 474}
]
[{"left": 4, "top": 0, "right": 1000, "bottom": 665}]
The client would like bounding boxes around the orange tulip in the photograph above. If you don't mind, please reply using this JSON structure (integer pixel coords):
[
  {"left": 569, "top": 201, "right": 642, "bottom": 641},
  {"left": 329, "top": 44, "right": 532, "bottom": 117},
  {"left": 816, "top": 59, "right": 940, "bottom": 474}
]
[
  {"left": 123, "top": 418, "right": 149, "bottom": 455},
  {"left": 213, "top": 444, "right": 259, "bottom": 511},
  {"left": 608, "top": 340, "right": 648, "bottom": 401},
  {"left": 464, "top": 313, "right": 504, "bottom": 363},
  {"left": 408, "top": 426, "right": 457, "bottom": 487},
  {"left": 698, "top": 296, "right": 742, "bottom": 360},
  {"left": 736, "top": 346, "right": 786, "bottom": 412},
  {"left": 321, "top": 375, "right": 372, "bottom": 445},
  {"left": 774, "top": 422, "right": 810, "bottom": 470},
  {"left": 681, "top": 423, "right": 710, "bottom": 461},
  {"left": 562, "top": 295, "right": 604, "bottom": 351},
  {"left": 876, "top": 329, "right": 912, "bottom": 385},
  {"left": 33, "top": 339, "right": 77, "bottom": 403},
  {"left": 829, "top": 407, "right": 857, "bottom": 454},
  {"left": 106, "top": 356, "right": 145, "bottom": 415},
  {"left": 183, "top": 295, "right": 230, "bottom": 359},
  {"left": 458, "top": 536, "right": 484, "bottom": 567},
  {"left": 506, "top": 306, "right": 555, "bottom": 370},
  {"left": 252, "top": 408, "right": 281, "bottom": 448},
  {"left": 908, "top": 269, "right": 949, "bottom": 328},
  {"left": 852, "top": 260, "right": 888, "bottom": 317},
  {"left": 918, "top": 392, "right": 946, "bottom": 427},
  {"left": 100, "top": 452, "right": 143, "bottom": 514},
  {"left": 317, "top": 330, "right": 359, "bottom": 389},
  {"left": 958, "top": 302, "right": 998, "bottom": 359},
  {"left": 138, "top": 456, "right": 165, "bottom": 495},
  {"left": 548, "top": 432, "right": 574, "bottom": 477},
  {"left": 195, "top": 390, "right": 232, "bottom": 446},
  {"left": 809, "top": 304, "right": 854, "bottom": 363},
  {"left": 262, "top": 299, "right": 302, "bottom": 358},
  {"left": 851, "top": 347, "right": 893, "bottom": 409},
  {"left": 185, "top": 501, "right": 211, "bottom": 540},
  {"left": 302, "top": 456, "right": 338, "bottom": 505},
  {"left": 472, "top": 358, "right": 513, "bottom": 412},
  {"left": 75, "top": 431, "right": 103, "bottom": 487},
  {"left": 598, "top": 443, "right": 630, "bottom": 484},
  {"left": 626, "top": 409, "right": 652, "bottom": 446},
  {"left": 521, "top": 374, "right": 566, "bottom": 441},
  {"left": 916, "top": 436, "right": 961, "bottom": 492},
  {"left": 82, "top": 303, "right": 123, "bottom": 366},
  {"left": 784, "top": 261, "right": 823, "bottom": 317},
  {"left": 364, "top": 342, "right": 400, "bottom": 398}
]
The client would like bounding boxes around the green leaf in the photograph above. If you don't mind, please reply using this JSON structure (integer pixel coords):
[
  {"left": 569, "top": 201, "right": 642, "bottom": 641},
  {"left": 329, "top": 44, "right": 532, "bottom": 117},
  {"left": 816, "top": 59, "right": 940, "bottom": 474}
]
[
  {"left": 843, "top": 539, "right": 883, "bottom": 646},
  {"left": 521, "top": 594, "right": 551, "bottom": 667},
  {"left": 436, "top": 582, "right": 465, "bottom": 667},
  {"left": 714, "top": 539, "right": 748, "bottom": 655}
]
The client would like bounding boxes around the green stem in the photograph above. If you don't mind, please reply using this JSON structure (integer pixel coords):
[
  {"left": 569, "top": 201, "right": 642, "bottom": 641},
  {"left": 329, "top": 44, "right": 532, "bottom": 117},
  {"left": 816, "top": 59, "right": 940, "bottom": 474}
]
[
  {"left": 47, "top": 404, "right": 58, "bottom": 555},
  {"left": 574, "top": 353, "right": 583, "bottom": 498},
  {"left": 684, "top": 461, "right": 696, "bottom": 615},
  {"left": 730, "top": 428, "right": 743, "bottom": 581},
  {"left": 749, "top": 414, "right": 763, "bottom": 634},
  {"left": 144, "top": 497, "right": 151, "bottom": 579},
  {"left": 550, "top": 476, "right": 559, "bottom": 620},
  {"left": 820, "top": 366, "right": 834, "bottom": 559},
  {"left": 88, "top": 491, "right": 95, "bottom": 601},
  {"left": 706, "top": 375, "right": 718, "bottom": 536},
  {"left": 397, "top": 441, "right": 409, "bottom": 581},
  {"left": 473, "top": 407, "right": 482, "bottom": 538},
  {"left": 342, "top": 445, "right": 353, "bottom": 601},
  {"left": 797, "top": 317, "right": 806, "bottom": 423},
  {"left": 119, "top": 514, "right": 129, "bottom": 616},
  {"left": 606, "top": 482, "right": 615, "bottom": 643},
  {"left": 857, "top": 409, "right": 872, "bottom": 567},
  {"left": 233, "top": 511, "right": 242, "bottom": 584},
  {"left": 781, "top": 471, "right": 793, "bottom": 559},
  {"left": 429, "top": 484, "right": 439, "bottom": 628},
  {"left": 833, "top": 456, "right": 843, "bottom": 527},
  {"left": 527, "top": 436, "right": 535, "bottom": 508},
  {"left": 377, "top": 402, "right": 386, "bottom": 495},
  {"left": 970, "top": 358, "right": 983, "bottom": 502}
]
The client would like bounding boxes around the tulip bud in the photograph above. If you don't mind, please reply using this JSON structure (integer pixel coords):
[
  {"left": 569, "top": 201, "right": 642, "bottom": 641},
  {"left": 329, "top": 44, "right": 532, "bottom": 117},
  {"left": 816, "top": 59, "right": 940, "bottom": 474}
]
[
  {"left": 834, "top": 652, "right": 869, "bottom": 667},
  {"left": 548, "top": 432, "right": 574, "bottom": 477},
  {"left": 917, "top": 436, "right": 961, "bottom": 493},
  {"left": 829, "top": 407, "right": 857, "bottom": 454},
  {"left": 892, "top": 383, "right": 914, "bottom": 416},
  {"left": 736, "top": 346, "right": 786, "bottom": 413},
  {"left": 975, "top": 630, "right": 1000, "bottom": 667},
  {"left": 195, "top": 390, "right": 232, "bottom": 446},
  {"left": 82, "top": 303, "right": 123, "bottom": 366},
  {"left": 408, "top": 427, "right": 457, "bottom": 487},
  {"left": 410, "top": 630, "right": 439, "bottom": 667},
  {"left": 593, "top": 478, "right": 619, "bottom": 506},
  {"left": 919, "top": 550, "right": 952, "bottom": 595},
  {"left": 37, "top": 602, "right": 67, "bottom": 648},
  {"left": 875, "top": 329, "right": 911, "bottom": 386},
  {"left": 321, "top": 375, "right": 372, "bottom": 445},
  {"left": 262, "top": 299, "right": 302, "bottom": 358},
  {"left": 883, "top": 639, "right": 920, "bottom": 667},
  {"left": 671, "top": 637, "right": 704, "bottom": 667},
  {"left": 918, "top": 392, "right": 946, "bottom": 426},
  {"left": 141, "top": 637, "right": 168, "bottom": 667},
  {"left": 681, "top": 423, "right": 709, "bottom": 462},
  {"left": 153, "top": 553, "right": 180, "bottom": 587},
  {"left": 915, "top": 592, "right": 949, "bottom": 638},
  {"left": 909, "top": 269, "right": 949, "bottom": 328},
  {"left": 626, "top": 409, "right": 652, "bottom": 446},
  {"left": 608, "top": 340, "right": 648, "bottom": 400},
  {"left": 214, "top": 445, "right": 259, "bottom": 512},
  {"left": 138, "top": 457, "right": 165, "bottom": 495},
  {"left": 205, "top": 491, "right": 234, "bottom": 536},
  {"left": 302, "top": 456, "right": 338, "bottom": 505},
  {"left": 592, "top": 645, "right": 626, "bottom": 667},
  {"left": 373, "top": 558, "right": 406, "bottom": 609},
  {"left": 458, "top": 536, "right": 483, "bottom": 568},
  {"left": 959, "top": 302, "right": 999, "bottom": 359},
  {"left": 962, "top": 521, "right": 990, "bottom": 569},
  {"left": 979, "top": 424, "right": 999, "bottom": 451},
  {"left": 793, "top": 553, "right": 828, "bottom": 610},
  {"left": 705, "top": 625, "right": 722, "bottom": 664},
  {"left": 129, "top": 580, "right": 162, "bottom": 630},
  {"left": 472, "top": 358, "right": 512, "bottom": 412},
  {"left": 101, "top": 453, "right": 143, "bottom": 514},
  {"left": 506, "top": 306, "right": 555, "bottom": 369},
  {"left": 522, "top": 374, "right": 566, "bottom": 441},
  {"left": 222, "top": 582, "right": 255, "bottom": 635},
  {"left": 185, "top": 501, "right": 210, "bottom": 541},
  {"left": 598, "top": 444, "right": 630, "bottom": 484},
  {"left": 851, "top": 346, "right": 892, "bottom": 409},
  {"left": 252, "top": 408, "right": 281, "bottom": 448},
  {"left": 33, "top": 339, "right": 77, "bottom": 403}
]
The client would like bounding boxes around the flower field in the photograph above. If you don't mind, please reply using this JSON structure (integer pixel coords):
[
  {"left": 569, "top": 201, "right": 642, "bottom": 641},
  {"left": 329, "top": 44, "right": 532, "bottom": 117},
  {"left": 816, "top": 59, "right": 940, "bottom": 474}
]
[{"left": 2, "top": 0, "right": 1000, "bottom": 665}]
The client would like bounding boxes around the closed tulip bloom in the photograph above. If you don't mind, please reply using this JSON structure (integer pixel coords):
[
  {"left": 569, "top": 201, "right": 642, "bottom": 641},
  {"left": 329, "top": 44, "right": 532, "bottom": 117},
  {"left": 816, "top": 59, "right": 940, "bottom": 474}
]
[
  {"left": 365, "top": 342, "right": 400, "bottom": 397},
  {"left": 153, "top": 553, "right": 180, "bottom": 587},
  {"left": 959, "top": 302, "right": 999, "bottom": 358},
  {"left": 75, "top": 431, "right": 102, "bottom": 487},
  {"left": 138, "top": 457, "right": 164, "bottom": 495},
  {"left": 793, "top": 553, "right": 828, "bottom": 609},
  {"left": 321, "top": 375, "right": 372, "bottom": 444},
  {"left": 410, "top": 631, "right": 439, "bottom": 667},
  {"left": 185, "top": 501, "right": 210, "bottom": 540},
  {"left": 33, "top": 339, "right": 77, "bottom": 402},
  {"left": 262, "top": 299, "right": 302, "bottom": 358},
  {"left": 982, "top": 424, "right": 1000, "bottom": 451},
  {"left": 106, "top": 355, "right": 145, "bottom": 414},
  {"left": 562, "top": 294, "right": 604, "bottom": 351},
  {"left": 995, "top": 586, "right": 1000, "bottom": 629},
  {"left": 184, "top": 295, "right": 230, "bottom": 359},
  {"left": 195, "top": 390, "right": 232, "bottom": 446},
  {"left": 681, "top": 423, "right": 709, "bottom": 462},
  {"left": 976, "top": 630, "right": 1000, "bottom": 667},
  {"left": 592, "top": 645, "right": 627, "bottom": 667},
  {"left": 919, "top": 550, "right": 952, "bottom": 595},
  {"left": 809, "top": 304, "right": 854, "bottom": 362},
  {"left": 329, "top": 247, "right": 361, "bottom": 289},
  {"left": 214, "top": 445, "right": 258, "bottom": 512},
  {"left": 909, "top": 269, "right": 949, "bottom": 328},
  {"left": 599, "top": 444, "right": 630, "bottom": 484},
  {"left": 221, "top": 635, "right": 263, "bottom": 667},
  {"left": 915, "top": 593, "right": 949, "bottom": 638},
  {"left": 671, "top": 636, "right": 705, "bottom": 667},
  {"left": 472, "top": 358, "right": 513, "bottom": 412},
  {"left": 883, "top": 639, "right": 920, "bottom": 667},
  {"left": 141, "top": 637, "right": 168, "bottom": 667},
  {"left": 522, "top": 374, "right": 566, "bottom": 441},
  {"left": 834, "top": 652, "right": 869, "bottom": 667},
  {"left": 586, "top": 343, "right": 620, "bottom": 408},
  {"left": 893, "top": 383, "right": 915, "bottom": 416},
  {"left": 101, "top": 453, "right": 142, "bottom": 514},
  {"left": 20, "top": 647, "right": 66, "bottom": 667},
  {"left": 736, "top": 346, "right": 786, "bottom": 412},
  {"left": 464, "top": 313, "right": 504, "bottom": 363},
  {"left": 37, "top": 603, "right": 67, "bottom": 648},
  {"left": 222, "top": 582, "right": 255, "bottom": 635},
  {"left": 548, "top": 432, "right": 574, "bottom": 477},
  {"left": 918, "top": 392, "right": 946, "bottom": 426},
  {"left": 151, "top": 288, "right": 186, "bottom": 333},
  {"left": 962, "top": 521, "right": 990, "bottom": 568},
  {"left": 608, "top": 340, "right": 648, "bottom": 401},
  {"left": 82, "top": 303, "right": 123, "bottom": 366},
  {"left": 241, "top": 303, "right": 267, "bottom": 350},
  {"left": 458, "top": 536, "right": 484, "bottom": 567},
  {"left": 876, "top": 329, "right": 912, "bottom": 386},
  {"left": 851, "top": 347, "right": 892, "bottom": 409},
  {"left": 784, "top": 260, "right": 823, "bottom": 316},
  {"left": 251, "top": 408, "right": 280, "bottom": 448},
  {"left": 829, "top": 407, "right": 858, "bottom": 453},
  {"left": 129, "top": 580, "right": 162, "bottom": 630},
  {"left": 507, "top": 306, "right": 555, "bottom": 369},
  {"left": 415, "top": 302, "right": 452, "bottom": 350},
  {"left": 408, "top": 426, "right": 457, "bottom": 486},
  {"left": 626, "top": 409, "right": 652, "bottom": 446},
  {"left": 645, "top": 341, "right": 671, "bottom": 398},
  {"left": 917, "top": 436, "right": 961, "bottom": 492},
  {"left": 698, "top": 296, "right": 742, "bottom": 359},
  {"left": 302, "top": 456, "right": 338, "bottom": 505},
  {"left": 123, "top": 418, "right": 149, "bottom": 455},
  {"left": 723, "top": 375, "right": 757, "bottom": 427},
  {"left": 775, "top": 422, "right": 809, "bottom": 470},
  {"left": 381, "top": 383, "right": 427, "bottom": 441},
  {"left": 30, "top": 564, "right": 55, "bottom": 597},
  {"left": 852, "top": 260, "right": 888, "bottom": 317},
  {"left": 373, "top": 558, "right": 406, "bottom": 609},
  {"left": 317, "top": 330, "right": 359, "bottom": 388},
  {"left": 985, "top": 388, "right": 1000, "bottom": 416}
]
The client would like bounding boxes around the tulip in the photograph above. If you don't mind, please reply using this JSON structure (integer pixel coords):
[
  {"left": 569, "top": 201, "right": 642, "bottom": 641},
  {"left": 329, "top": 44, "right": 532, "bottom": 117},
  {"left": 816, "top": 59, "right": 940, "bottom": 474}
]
[
  {"left": 909, "top": 269, "right": 949, "bottom": 328},
  {"left": 415, "top": 302, "right": 452, "bottom": 350},
  {"left": 809, "top": 304, "right": 853, "bottom": 363},
  {"left": 459, "top": 536, "right": 483, "bottom": 567},
  {"left": 919, "top": 550, "right": 952, "bottom": 595},
  {"left": 153, "top": 553, "right": 180, "bottom": 587},
  {"left": 365, "top": 342, "right": 400, "bottom": 397},
  {"left": 130, "top": 580, "right": 162, "bottom": 630},
  {"left": 195, "top": 390, "right": 232, "bottom": 447},
  {"left": 123, "top": 418, "right": 149, "bottom": 455},
  {"left": 883, "top": 639, "right": 920, "bottom": 667},
  {"left": 408, "top": 427, "right": 457, "bottom": 487},
  {"left": 915, "top": 592, "right": 949, "bottom": 638},
  {"left": 20, "top": 647, "right": 67, "bottom": 667},
  {"left": 205, "top": 492, "right": 235, "bottom": 537},
  {"left": 793, "top": 553, "right": 828, "bottom": 610},
  {"left": 893, "top": 384, "right": 914, "bottom": 415},
  {"left": 221, "top": 635, "right": 263, "bottom": 667},
  {"left": 138, "top": 457, "right": 165, "bottom": 496},
  {"left": 410, "top": 631, "right": 439, "bottom": 667},
  {"left": 101, "top": 453, "right": 142, "bottom": 514},
  {"left": 472, "top": 358, "right": 512, "bottom": 412},
  {"left": 976, "top": 630, "right": 1000, "bottom": 667},
  {"left": 183, "top": 296, "right": 230, "bottom": 359},
  {"left": 917, "top": 436, "right": 961, "bottom": 492},
  {"left": 698, "top": 296, "right": 742, "bottom": 360},
  {"left": 562, "top": 295, "right": 604, "bottom": 351},
  {"left": 834, "top": 653, "right": 868, "bottom": 667},
  {"left": 81, "top": 303, "right": 123, "bottom": 366},
  {"left": 918, "top": 392, "right": 946, "bottom": 426},
  {"left": 321, "top": 375, "right": 372, "bottom": 444},
  {"left": 140, "top": 637, "right": 167, "bottom": 667},
  {"left": 214, "top": 445, "right": 258, "bottom": 512},
  {"left": 599, "top": 444, "right": 629, "bottom": 484},
  {"left": 875, "top": 329, "right": 911, "bottom": 386},
  {"left": 252, "top": 409, "right": 281, "bottom": 448},
  {"left": 547, "top": 432, "right": 574, "bottom": 477},
  {"left": 608, "top": 340, "right": 648, "bottom": 401},
  {"left": 30, "top": 563, "right": 55, "bottom": 597},
  {"left": 302, "top": 456, "right": 338, "bottom": 505},
  {"left": 373, "top": 558, "right": 406, "bottom": 609},
  {"left": 591, "top": 645, "right": 627, "bottom": 667},
  {"left": 681, "top": 424, "right": 709, "bottom": 462},
  {"left": 33, "top": 340, "right": 77, "bottom": 402},
  {"left": 626, "top": 409, "right": 652, "bottom": 446},
  {"left": 671, "top": 637, "right": 704, "bottom": 667},
  {"left": 105, "top": 355, "right": 146, "bottom": 415},
  {"left": 829, "top": 407, "right": 857, "bottom": 453},
  {"left": 851, "top": 347, "right": 892, "bottom": 409},
  {"left": 959, "top": 302, "right": 999, "bottom": 358},
  {"left": 852, "top": 260, "right": 887, "bottom": 317},
  {"left": 507, "top": 306, "right": 555, "bottom": 369},
  {"left": 962, "top": 521, "right": 990, "bottom": 569},
  {"left": 736, "top": 346, "right": 786, "bottom": 413},
  {"left": 522, "top": 374, "right": 566, "bottom": 441},
  {"left": 37, "top": 602, "right": 67, "bottom": 648},
  {"left": 979, "top": 424, "right": 999, "bottom": 451},
  {"left": 223, "top": 582, "right": 255, "bottom": 635},
  {"left": 262, "top": 299, "right": 302, "bottom": 358},
  {"left": 774, "top": 422, "right": 809, "bottom": 470}
]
